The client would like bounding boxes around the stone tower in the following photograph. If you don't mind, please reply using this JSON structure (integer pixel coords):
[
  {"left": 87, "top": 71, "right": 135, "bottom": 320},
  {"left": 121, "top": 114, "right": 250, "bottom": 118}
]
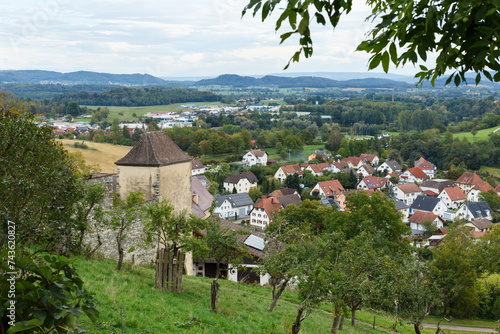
[{"left": 115, "top": 131, "right": 192, "bottom": 211}]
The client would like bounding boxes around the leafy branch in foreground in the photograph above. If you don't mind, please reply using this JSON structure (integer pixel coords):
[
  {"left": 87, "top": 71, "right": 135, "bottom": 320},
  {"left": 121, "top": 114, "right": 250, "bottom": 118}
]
[{"left": 243, "top": 0, "right": 500, "bottom": 86}]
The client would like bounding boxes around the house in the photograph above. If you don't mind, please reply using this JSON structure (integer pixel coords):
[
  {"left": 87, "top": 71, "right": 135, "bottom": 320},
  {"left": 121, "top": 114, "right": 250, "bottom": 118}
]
[
  {"left": 377, "top": 160, "right": 402, "bottom": 175},
  {"left": 195, "top": 175, "right": 212, "bottom": 189},
  {"left": 249, "top": 193, "right": 301, "bottom": 229},
  {"left": 311, "top": 180, "right": 346, "bottom": 210},
  {"left": 249, "top": 197, "right": 283, "bottom": 229},
  {"left": 399, "top": 167, "right": 428, "bottom": 184},
  {"left": 464, "top": 219, "right": 493, "bottom": 233},
  {"left": 467, "top": 182, "right": 495, "bottom": 202},
  {"left": 455, "top": 171, "right": 485, "bottom": 194},
  {"left": 360, "top": 153, "right": 379, "bottom": 166},
  {"left": 438, "top": 186, "right": 466, "bottom": 209},
  {"left": 308, "top": 149, "right": 331, "bottom": 161},
  {"left": 410, "top": 195, "right": 447, "bottom": 218},
  {"left": 269, "top": 188, "right": 300, "bottom": 198},
  {"left": 242, "top": 149, "right": 268, "bottom": 167},
  {"left": 357, "top": 176, "right": 390, "bottom": 191},
  {"left": 408, "top": 211, "right": 445, "bottom": 235},
  {"left": 357, "top": 164, "right": 375, "bottom": 178},
  {"left": 414, "top": 157, "right": 437, "bottom": 178},
  {"left": 193, "top": 220, "right": 270, "bottom": 285},
  {"left": 223, "top": 172, "right": 258, "bottom": 193},
  {"left": 305, "top": 163, "right": 332, "bottom": 176},
  {"left": 391, "top": 198, "right": 410, "bottom": 222},
  {"left": 329, "top": 162, "right": 344, "bottom": 173},
  {"left": 213, "top": 193, "right": 254, "bottom": 220},
  {"left": 192, "top": 177, "right": 214, "bottom": 219},
  {"left": 394, "top": 183, "right": 423, "bottom": 205},
  {"left": 341, "top": 156, "right": 364, "bottom": 169},
  {"left": 496, "top": 183, "right": 500, "bottom": 195},
  {"left": 274, "top": 164, "right": 304, "bottom": 182},
  {"left": 456, "top": 201, "right": 493, "bottom": 221},
  {"left": 420, "top": 179, "right": 455, "bottom": 194},
  {"left": 191, "top": 160, "right": 206, "bottom": 176}
]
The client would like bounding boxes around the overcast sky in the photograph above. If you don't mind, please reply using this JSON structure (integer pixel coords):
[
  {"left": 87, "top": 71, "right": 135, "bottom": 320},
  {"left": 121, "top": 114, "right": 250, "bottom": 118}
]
[{"left": 0, "top": 0, "right": 421, "bottom": 78}]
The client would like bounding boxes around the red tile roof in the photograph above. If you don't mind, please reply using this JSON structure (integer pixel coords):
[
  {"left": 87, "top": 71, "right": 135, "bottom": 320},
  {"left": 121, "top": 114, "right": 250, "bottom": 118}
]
[
  {"left": 280, "top": 164, "right": 304, "bottom": 176},
  {"left": 359, "top": 153, "right": 378, "bottom": 163},
  {"left": 253, "top": 197, "right": 282, "bottom": 218},
  {"left": 409, "top": 211, "right": 439, "bottom": 225},
  {"left": 414, "top": 157, "right": 436, "bottom": 170},
  {"left": 423, "top": 190, "right": 439, "bottom": 197},
  {"left": 496, "top": 184, "right": 500, "bottom": 193},
  {"left": 455, "top": 171, "right": 484, "bottom": 186},
  {"left": 250, "top": 149, "right": 267, "bottom": 157},
  {"left": 314, "top": 180, "right": 345, "bottom": 197},
  {"left": 360, "top": 176, "right": 389, "bottom": 189},
  {"left": 396, "top": 183, "right": 422, "bottom": 194},
  {"left": 443, "top": 186, "right": 466, "bottom": 201},
  {"left": 407, "top": 167, "right": 428, "bottom": 179},
  {"left": 473, "top": 182, "right": 495, "bottom": 193}
]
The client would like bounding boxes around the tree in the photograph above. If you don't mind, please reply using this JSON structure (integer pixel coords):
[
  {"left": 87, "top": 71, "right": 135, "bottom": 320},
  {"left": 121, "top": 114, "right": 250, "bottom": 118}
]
[
  {"left": 143, "top": 200, "right": 205, "bottom": 292},
  {"left": 325, "top": 128, "right": 344, "bottom": 152},
  {"left": 101, "top": 192, "right": 145, "bottom": 271},
  {"left": 430, "top": 223, "right": 478, "bottom": 317},
  {"left": 243, "top": 0, "right": 500, "bottom": 85},
  {"left": 284, "top": 173, "right": 301, "bottom": 193},
  {"left": 248, "top": 187, "right": 263, "bottom": 202},
  {"left": 193, "top": 219, "right": 249, "bottom": 313},
  {"left": 65, "top": 101, "right": 81, "bottom": 116},
  {"left": 0, "top": 108, "right": 82, "bottom": 258}
]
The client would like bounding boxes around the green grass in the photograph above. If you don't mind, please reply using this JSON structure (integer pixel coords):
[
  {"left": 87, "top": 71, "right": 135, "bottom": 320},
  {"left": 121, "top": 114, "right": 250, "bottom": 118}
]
[
  {"left": 265, "top": 145, "right": 325, "bottom": 162},
  {"left": 85, "top": 102, "right": 222, "bottom": 122},
  {"left": 453, "top": 126, "right": 500, "bottom": 142},
  {"left": 75, "top": 256, "right": 391, "bottom": 334},
  {"left": 424, "top": 316, "right": 498, "bottom": 329}
]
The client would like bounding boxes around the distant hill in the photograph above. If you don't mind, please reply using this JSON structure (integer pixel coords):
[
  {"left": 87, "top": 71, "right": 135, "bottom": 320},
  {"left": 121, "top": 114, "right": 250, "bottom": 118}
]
[
  {"left": 0, "top": 70, "right": 187, "bottom": 86},
  {"left": 194, "top": 74, "right": 413, "bottom": 89}
]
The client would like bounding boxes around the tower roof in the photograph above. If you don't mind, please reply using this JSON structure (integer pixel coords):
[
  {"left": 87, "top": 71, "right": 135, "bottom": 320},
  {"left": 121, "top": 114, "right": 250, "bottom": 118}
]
[{"left": 115, "top": 131, "right": 192, "bottom": 167}]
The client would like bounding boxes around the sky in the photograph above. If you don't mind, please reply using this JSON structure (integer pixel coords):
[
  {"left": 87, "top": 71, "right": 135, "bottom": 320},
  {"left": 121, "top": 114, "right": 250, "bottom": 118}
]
[{"left": 0, "top": 0, "right": 421, "bottom": 79}]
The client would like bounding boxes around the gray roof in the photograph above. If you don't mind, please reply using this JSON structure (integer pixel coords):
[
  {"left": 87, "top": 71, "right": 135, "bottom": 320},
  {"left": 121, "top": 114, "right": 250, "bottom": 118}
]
[
  {"left": 385, "top": 160, "right": 402, "bottom": 172},
  {"left": 420, "top": 179, "right": 455, "bottom": 193},
  {"left": 463, "top": 202, "right": 492, "bottom": 219},
  {"left": 410, "top": 195, "right": 440, "bottom": 212},
  {"left": 216, "top": 193, "right": 254, "bottom": 208},
  {"left": 320, "top": 198, "right": 341, "bottom": 210},
  {"left": 392, "top": 198, "right": 410, "bottom": 210},
  {"left": 224, "top": 172, "right": 258, "bottom": 185},
  {"left": 192, "top": 177, "right": 214, "bottom": 212}
]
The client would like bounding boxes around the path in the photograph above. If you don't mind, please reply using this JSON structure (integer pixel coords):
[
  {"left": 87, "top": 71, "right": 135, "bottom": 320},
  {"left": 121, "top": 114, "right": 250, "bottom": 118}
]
[
  {"left": 493, "top": 127, "right": 500, "bottom": 133},
  {"left": 422, "top": 322, "right": 497, "bottom": 333}
]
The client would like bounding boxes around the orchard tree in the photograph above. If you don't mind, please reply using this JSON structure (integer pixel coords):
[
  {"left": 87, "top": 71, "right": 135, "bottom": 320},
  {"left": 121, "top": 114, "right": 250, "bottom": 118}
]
[
  {"left": 143, "top": 200, "right": 205, "bottom": 291},
  {"left": 243, "top": 0, "right": 500, "bottom": 85}
]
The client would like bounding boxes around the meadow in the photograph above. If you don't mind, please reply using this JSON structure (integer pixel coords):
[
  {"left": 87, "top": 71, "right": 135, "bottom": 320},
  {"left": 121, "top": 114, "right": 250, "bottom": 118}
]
[{"left": 453, "top": 126, "right": 500, "bottom": 142}]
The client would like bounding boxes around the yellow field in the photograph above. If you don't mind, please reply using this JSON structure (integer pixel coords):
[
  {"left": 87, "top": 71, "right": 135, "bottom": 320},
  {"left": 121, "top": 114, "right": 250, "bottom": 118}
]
[{"left": 59, "top": 139, "right": 131, "bottom": 173}]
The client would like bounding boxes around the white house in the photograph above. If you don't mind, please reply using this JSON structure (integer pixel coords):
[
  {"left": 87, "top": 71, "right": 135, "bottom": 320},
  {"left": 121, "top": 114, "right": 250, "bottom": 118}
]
[
  {"left": 438, "top": 186, "right": 466, "bottom": 209},
  {"left": 408, "top": 211, "right": 444, "bottom": 235},
  {"left": 467, "top": 182, "right": 495, "bottom": 202},
  {"left": 414, "top": 157, "right": 437, "bottom": 178},
  {"left": 274, "top": 164, "right": 304, "bottom": 183},
  {"left": 305, "top": 163, "right": 331, "bottom": 176},
  {"left": 357, "top": 164, "right": 375, "bottom": 178},
  {"left": 410, "top": 195, "right": 447, "bottom": 218},
  {"left": 399, "top": 167, "right": 428, "bottom": 184},
  {"left": 242, "top": 149, "right": 268, "bottom": 167},
  {"left": 213, "top": 193, "right": 254, "bottom": 220},
  {"left": 377, "top": 160, "right": 402, "bottom": 175},
  {"left": 456, "top": 201, "right": 493, "bottom": 221},
  {"left": 394, "top": 183, "right": 423, "bottom": 205},
  {"left": 360, "top": 153, "right": 380, "bottom": 166},
  {"left": 357, "top": 176, "right": 390, "bottom": 191},
  {"left": 223, "top": 172, "right": 258, "bottom": 193},
  {"left": 191, "top": 160, "right": 206, "bottom": 176},
  {"left": 249, "top": 197, "right": 283, "bottom": 229}
]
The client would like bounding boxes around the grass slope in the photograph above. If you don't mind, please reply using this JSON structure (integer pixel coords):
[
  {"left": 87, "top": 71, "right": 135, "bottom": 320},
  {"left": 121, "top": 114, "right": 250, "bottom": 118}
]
[
  {"left": 453, "top": 126, "right": 500, "bottom": 142},
  {"left": 59, "top": 139, "right": 131, "bottom": 173},
  {"left": 75, "top": 257, "right": 393, "bottom": 334}
]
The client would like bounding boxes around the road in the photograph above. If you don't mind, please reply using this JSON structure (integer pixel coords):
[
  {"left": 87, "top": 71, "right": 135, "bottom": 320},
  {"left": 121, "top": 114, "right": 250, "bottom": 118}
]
[{"left": 422, "top": 322, "right": 497, "bottom": 333}]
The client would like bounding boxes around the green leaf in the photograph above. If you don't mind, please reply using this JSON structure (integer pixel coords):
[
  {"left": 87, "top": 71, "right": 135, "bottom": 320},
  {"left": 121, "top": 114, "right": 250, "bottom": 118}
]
[
  {"left": 445, "top": 74, "right": 454, "bottom": 85},
  {"left": 454, "top": 74, "right": 461, "bottom": 86},
  {"left": 381, "top": 51, "right": 390, "bottom": 73},
  {"left": 493, "top": 71, "right": 500, "bottom": 82},
  {"left": 484, "top": 70, "right": 493, "bottom": 81},
  {"left": 279, "top": 32, "right": 293, "bottom": 44},
  {"left": 368, "top": 54, "right": 382, "bottom": 70},
  {"left": 475, "top": 73, "right": 481, "bottom": 85},
  {"left": 356, "top": 40, "right": 370, "bottom": 51},
  {"left": 298, "top": 11, "right": 310, "bottom": 34},
  {"left": 7, "top": 319, "right": 44, "bottom": 334},
  {"left": 315, "top": 13, "right": 326, "bottom": 25},
  {"left": 389, "top": 43, "right": 397, "bottom": 64}
]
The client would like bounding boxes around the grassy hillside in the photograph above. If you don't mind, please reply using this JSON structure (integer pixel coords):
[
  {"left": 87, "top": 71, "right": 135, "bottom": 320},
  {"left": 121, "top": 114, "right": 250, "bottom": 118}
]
[
  {"left": 453, "top": 126, "right": 500, "bottom": 141},
  {"left": 59, "top": 139, "right": 131, "bottom": 173},
  {"left": 75, "top": 257, "right": 407, "bottom": 334}
]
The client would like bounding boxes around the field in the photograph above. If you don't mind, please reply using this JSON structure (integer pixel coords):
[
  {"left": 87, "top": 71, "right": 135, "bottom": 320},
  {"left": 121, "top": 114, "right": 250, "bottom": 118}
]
[
  {"left": 453, "top": 126, "right": 500, "bottom": 142},
  {"left": 59, "top": 139, "right": 131, "bottom": 173},
  {"left": 82, "top": 102, "right": 221, "bottom": 122},
  {"left": 76, "top": 256, "right": 443, "bottom": 334}
]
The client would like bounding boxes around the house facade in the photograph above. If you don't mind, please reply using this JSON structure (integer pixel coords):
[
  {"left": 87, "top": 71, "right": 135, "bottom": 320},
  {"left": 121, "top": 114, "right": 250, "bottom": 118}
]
[
  {"left": 360, "top": 153, "right": 379, "bottom": 166},
  {"left": 242, "top": 149, "right": 268, "bottom": 167},
  {"left": 410, "top": 195, "right": 447, "bottom": 218},
  {"left": 377, "top": 160, "right": 402, "bottom": 175},
  {"left": 274, "top": 164, "right": 304, "bottom": 182},
  {"left": 213, "top": 193, "right": 254, "bottom": 220},
  {"left": 408, "top": 211, "right": 444, "bottom": 235},
  {"left": 394, "top": 183, "right": 423, "bottom": 205},
  {"left": 414, "top": 157, "right": 437, "bottom": 178},
  {"left": 456, "top": 201, "right": 493, "bottom": 221},
  {"left": 357, "top": 176, "right": 390, "bottom": 191},
  {"left": 223, "top": 172, "right": 258, "bottom": 193},
  {"left": 191, "top": 160, "right": 206, "bottom": 176},
  {"left": 455, "top": 172, "right": 485, "bottom": 194},
  {"left": 399, "top": 167, "right": 428, "bottom": 184}
]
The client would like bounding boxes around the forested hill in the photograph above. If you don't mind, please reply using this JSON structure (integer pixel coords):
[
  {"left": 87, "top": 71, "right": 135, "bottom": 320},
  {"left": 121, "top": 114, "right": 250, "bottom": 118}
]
[
  {"left": 52, "top": 88, "right": 220, "bottom": 106},
  {"left": 0, "top": 70, "right": 181, "bottom": 86},
  {"left": 194, "top": 74, "right": 413, "bottom": 89}
]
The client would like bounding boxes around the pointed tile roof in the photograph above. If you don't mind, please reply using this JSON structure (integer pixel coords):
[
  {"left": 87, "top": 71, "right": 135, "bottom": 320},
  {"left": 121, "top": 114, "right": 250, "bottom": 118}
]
[
  {"left": 115, "top": 131, "right": 192, "bottom": 167},
  {"left": 473, "top": 181, "right": 495, "bottom": 193},
  {"left": 495, "top": 183, "right": 500, "bottom": 193},
  {"left": 442, "top": 186, "right": 466, "bottom": 201},
  {"left": 314, "top": 180, "right": 345, "bottom": 197},
  {"left": 406, "top": 167, "right": 428, "bottom": 179},
  {"left": 396, "top": 183, "right": 422, "bottom": 194},
  {"left": 455, "top": 171, "right": 484, "bottom": 186},
  {"left": 409, "top": 211, "right": 439, "bottom": 225}
]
